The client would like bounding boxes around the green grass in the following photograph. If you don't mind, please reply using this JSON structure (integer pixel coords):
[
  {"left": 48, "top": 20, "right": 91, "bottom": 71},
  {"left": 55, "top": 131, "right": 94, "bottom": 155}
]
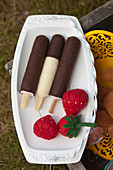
[{"left": 0, "top": 0, "right": 109, "bottom": 169}]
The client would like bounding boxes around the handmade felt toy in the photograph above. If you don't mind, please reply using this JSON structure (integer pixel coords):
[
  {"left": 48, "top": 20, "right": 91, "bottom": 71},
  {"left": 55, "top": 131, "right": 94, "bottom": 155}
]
[
  {"left": 58, "top": 114, "right": 97, "bottom": 138},
  {"left": 33, "top": 115, "right": 58, "bottom": 140},
  {"left": 20, "top": 35, "right": 49, "bottom": 108},
  {"left": 62, "top": 89, "right": 88, "bottom": 116},
  {"left": 49, "top": 36, "right": 81, "bottom": 113}
]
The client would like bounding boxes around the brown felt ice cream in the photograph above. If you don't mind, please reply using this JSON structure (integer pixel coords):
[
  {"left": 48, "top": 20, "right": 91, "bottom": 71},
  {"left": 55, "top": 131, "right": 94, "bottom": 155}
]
[
  {"left": 49, "top": 36, "right": 81, "bottom": 113},
  {"left": 50, "top": 36, "right": 81, "bottom": 98},
  {"left": 20, "top": 35, "right": 49, "bottom": 108},
  {"left": 20, "top": 35, "right": 49, "bottom": 95},
  {"left": 47, "top": 34, "right": 65, "bottom": 59}
]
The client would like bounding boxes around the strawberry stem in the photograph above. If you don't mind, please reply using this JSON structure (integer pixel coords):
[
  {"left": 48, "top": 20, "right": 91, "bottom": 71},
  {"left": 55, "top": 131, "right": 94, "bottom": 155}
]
[{"left": 76, "top": 122, "right": 97, "bottom": 128}]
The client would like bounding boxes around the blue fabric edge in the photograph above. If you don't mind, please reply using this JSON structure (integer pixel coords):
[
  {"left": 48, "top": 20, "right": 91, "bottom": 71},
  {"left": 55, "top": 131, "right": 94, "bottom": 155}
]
[{"left": 104, "top": 160, "right": 113, "bottom": 170}]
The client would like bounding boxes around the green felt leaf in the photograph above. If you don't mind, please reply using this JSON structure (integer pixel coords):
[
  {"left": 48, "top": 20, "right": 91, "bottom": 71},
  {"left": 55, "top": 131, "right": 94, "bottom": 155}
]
[
  {"left": 76, "top": 128, "right": 81, "bottom": 137},
  {"left": 69, "top": 133, "right": 75, "bottom": 138},
  {"left": 66, "top": 128, "right": 74, "bottom": 136},
  {"left": 64, "top": 114, "right": 97, "bottom": 138},
  {"left": 64, "top": 117, "right": 74, "bottom": 124},
  {"left": 76, "top": 114, "right": 81, "bottom": 120},
  {"left": 76, "top": 122, "right": 97, "bottom": 128},
  {"left": 63, "top": 123, "right": 73, "bottom": 129},
  {"left": 64, "top": 114, "right": 89, "bottom": 138},
  {"left": 74, "top": 131, "right": 78, "bottom": 138},
  {"left": 76, "top": 115, "right": 81, "bottom": 123},
  {"left": 70, "top": 115, "right": 77, "bottom": 122},
  {"left": 70, "top": 129, "right": 77, "bottom": 138},
  {"left": 70, "top": 129, "right": 79, "bottom": 138}
]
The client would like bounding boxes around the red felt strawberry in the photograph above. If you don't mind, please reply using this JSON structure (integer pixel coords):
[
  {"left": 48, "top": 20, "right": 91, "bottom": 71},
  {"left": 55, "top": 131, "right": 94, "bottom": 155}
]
[
  {"left": 33, "top": 115, "right": 58, "bottom": 140},
  {"left": 62, "top": 89, "right": 88, "bottom": 116},
  {"left": 58, "top": 114, "right": 97, "bottom": 138}
]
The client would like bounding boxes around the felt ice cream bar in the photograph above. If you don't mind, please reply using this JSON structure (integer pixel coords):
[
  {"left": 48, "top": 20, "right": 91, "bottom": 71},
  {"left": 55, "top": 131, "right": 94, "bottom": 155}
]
[
  {"left": 49, "top": 36, "right": 81, "bottom": 113},
  {"left": 35, "top": 34, "right": 65, "bottom": 110},
  {"left": 20, "top": 35, "right": 49, "bottom": 108}
]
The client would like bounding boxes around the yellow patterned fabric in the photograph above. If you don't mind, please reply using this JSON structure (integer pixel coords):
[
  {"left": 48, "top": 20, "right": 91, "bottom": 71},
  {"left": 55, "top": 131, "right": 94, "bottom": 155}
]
[
  {"left": 85, "top": 30, "right": 113, "bottom": 89},
  {"left": 87, "top": 130, "right": 113, "bottom": 160},
  {"left": 85, "top": 30, "right": 113, "bottom": 160}
]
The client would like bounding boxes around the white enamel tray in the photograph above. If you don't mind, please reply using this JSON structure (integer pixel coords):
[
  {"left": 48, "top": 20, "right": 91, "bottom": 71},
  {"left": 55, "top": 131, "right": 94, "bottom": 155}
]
[{"left": 11, "top": 15, "right": 97, "bottom": 164}]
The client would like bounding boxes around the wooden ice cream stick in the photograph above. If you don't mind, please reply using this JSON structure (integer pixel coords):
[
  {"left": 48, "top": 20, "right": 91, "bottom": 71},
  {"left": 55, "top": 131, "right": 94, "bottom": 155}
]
[
  {"left": 21, "top": 93, "right": 30, "bottom": 108},
  {"left": 48, "top": 98, "right": 57, "bottom": 113},
  {"left": 35, "top": 96, "right": 44, "bottom": 110}
]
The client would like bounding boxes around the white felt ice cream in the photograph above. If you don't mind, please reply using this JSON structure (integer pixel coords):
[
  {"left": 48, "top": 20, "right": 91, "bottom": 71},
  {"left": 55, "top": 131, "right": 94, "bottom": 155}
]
[
  {"left": 35, "top": 34, "right": 65, "bottom": 110},
  {"left": 37, "top": 57, "right": 59, "bottom": 97}
]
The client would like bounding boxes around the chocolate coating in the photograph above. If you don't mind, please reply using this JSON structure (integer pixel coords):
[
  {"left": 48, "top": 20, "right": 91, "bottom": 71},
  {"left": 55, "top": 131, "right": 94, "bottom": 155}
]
[
  {"left": 50, "top": 36, "right": 81, "bottom": 97},
  {"left": 47, "top": 34, "right": 65, "bottom": 60},
  {"left": 20, "top": 35, "right": 49, "bottom": 95}
]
